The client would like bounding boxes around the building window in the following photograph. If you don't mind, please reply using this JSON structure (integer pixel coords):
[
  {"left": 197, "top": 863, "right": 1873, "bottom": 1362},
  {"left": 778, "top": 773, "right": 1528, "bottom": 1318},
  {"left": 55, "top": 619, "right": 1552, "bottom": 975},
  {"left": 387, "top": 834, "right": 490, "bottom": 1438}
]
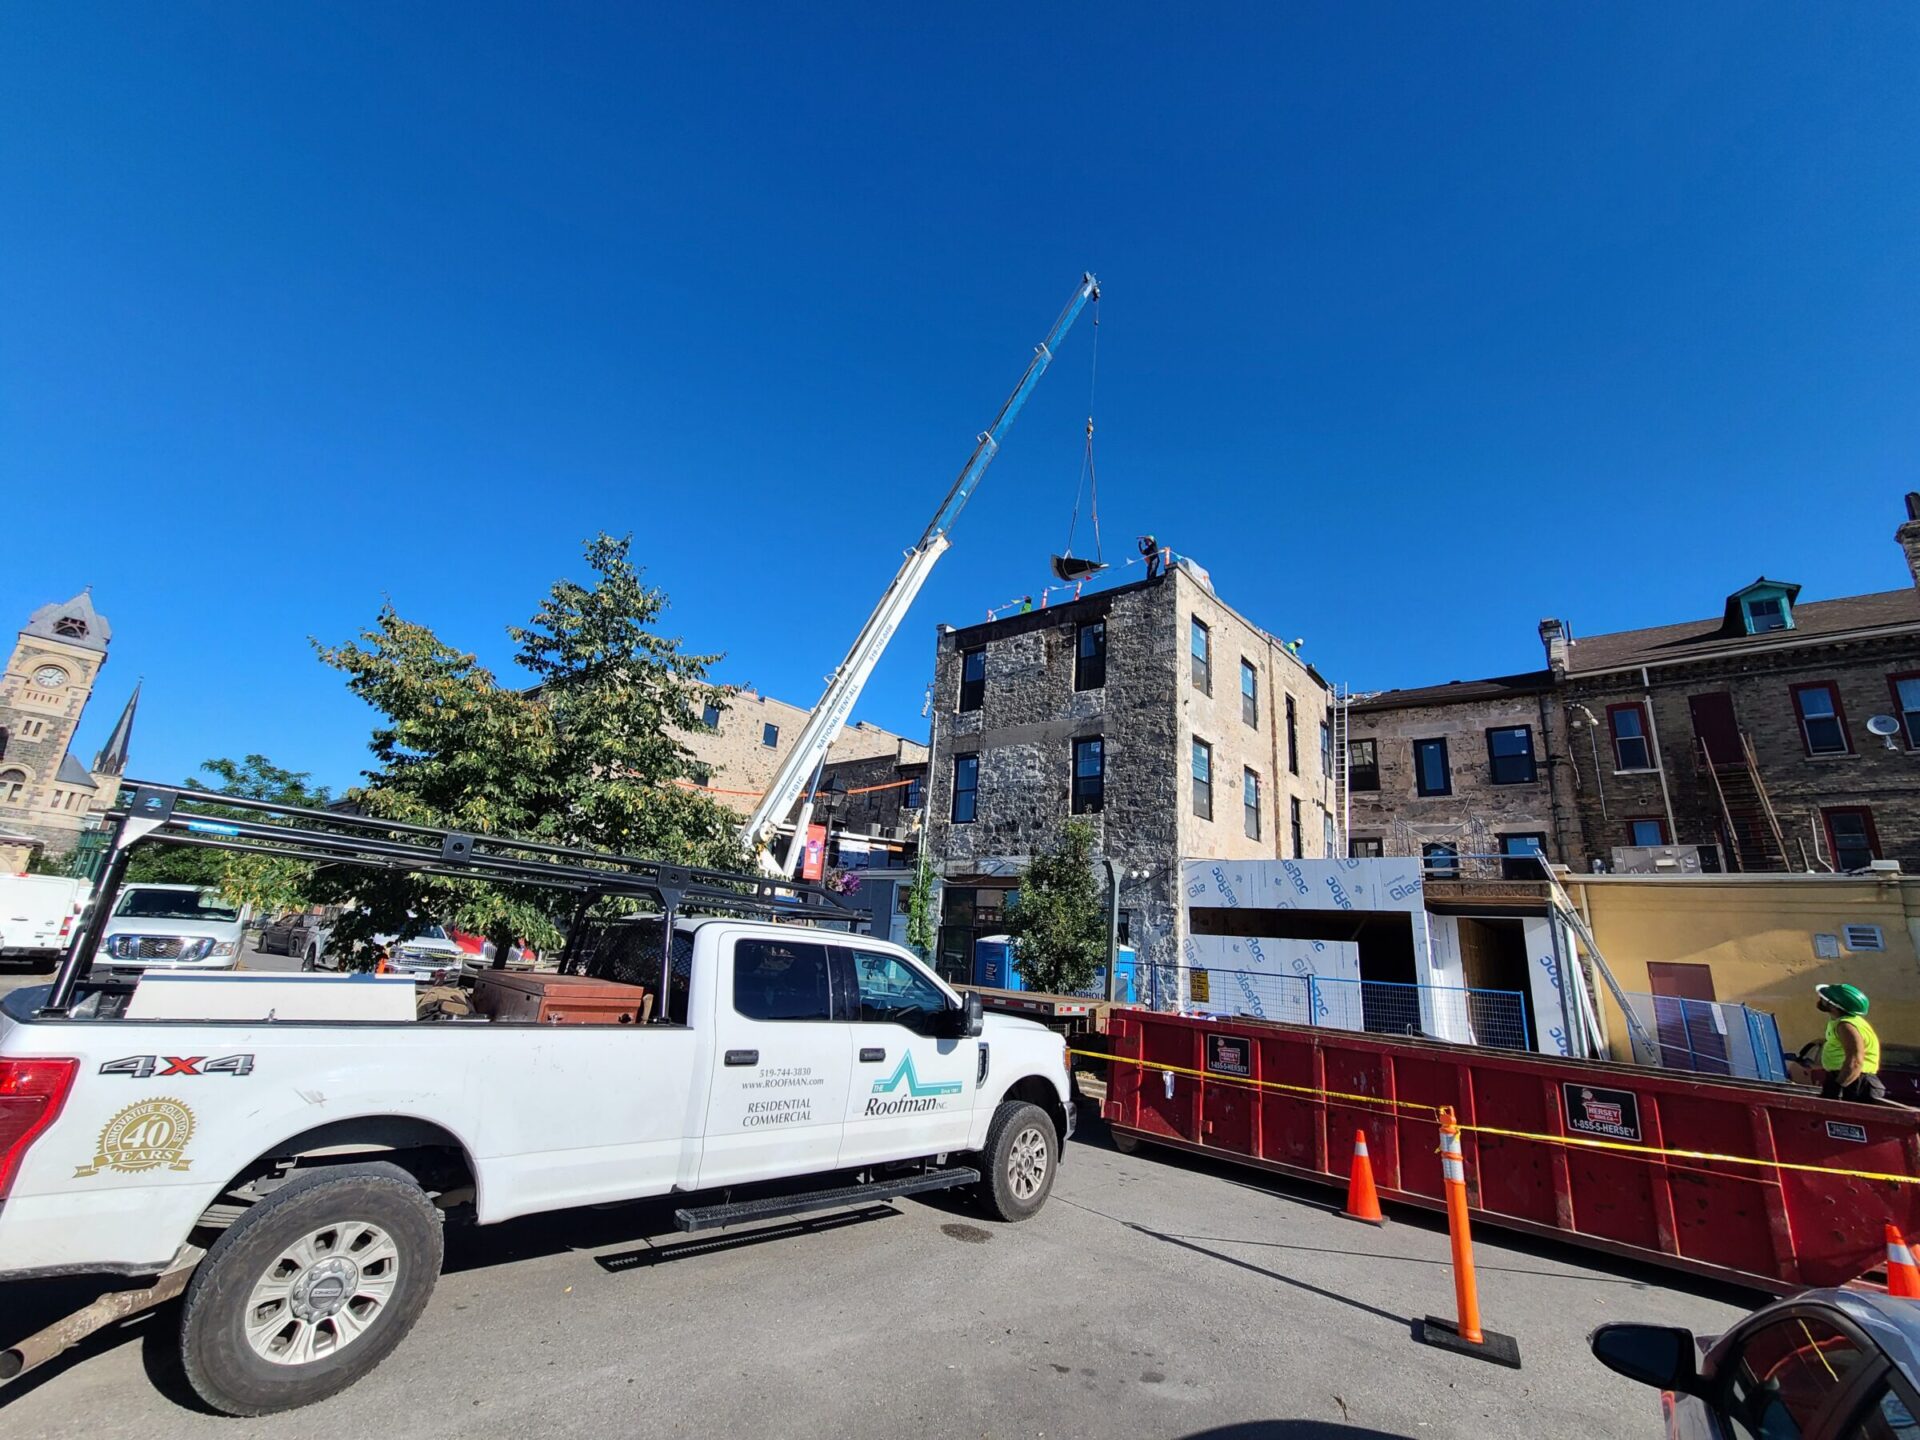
[
  {"left": 1289, "top": 797, "right": 1304, "bottom": 858},
  {"left": 1627, "top": 817, "right": 1669, "bottom": 847},
  {"left": 688, "top": 764, "right": 712, "bottom": 788},
  {"left": 1240, "top": 660, "right": 1258, "bottom": 727},
  {"left": 1072, "top": 737, "right": 1105, "bottom": 814},
  {"left": 1889, "top": 674, "right": 1920, "bottom": 748},
  {"left": 951, "top": 755, "right": 979, "bottom": 823},
  {"left": 1284, "top": 695, "right": 1299, "bottom": 775},
  {"left": 1822, "top": 807, "right": 1878, "bottom": 872},
  {"left": 1742, "top": 594, "right": 1792, "bottom": 634},
  {"left": 0, "top": 727, "right": 8, "bottom": 762},
  {"left": 1074, "top": 621, "right": 1106, "bottom": 691},
  {"left": 904, "top": 774, "right": 923, "bottom": 810},
  {"left": 761, "top": 722, "right": 780, "bottom": 749},
  {"left": 1486, "top": 726, "right": 1537, "bottom": 785},
  {"left": 701, "top": 702, "right": 721, "bottom": 730},
  {"left": 1607, "top": 703, "right": 1653, "bottom": 771},
  {"left": 1242, "top": 768, "right": 1260, "bottom": 839},
  {"left": 1499, "top": 833, "right": 1547, "bottom": 880},
  {"left": 1422, "top": 842, "right": 1460, "bottom": 878},
  {"left": 1117, "top": 910, "right": 1133, "bottom": 946},
  {"left": 1413, "top": 738, "right": 1451, "bottom": 796},
  {"left": 1350, "top": 837, "right": 1383, "bottom": 859},
  {"left": 1319, "top": 721, "right": 1331, "bottom": 777},
  {"left": 958, "top": 648, "right": 986, "bottom": 713},
  {"left": 1790, "top": 681, "right": 1851, "bottom": 756},
  {"left": 1191, "top": 738, "right": 1213, "bottom": 821},
  {"left": 1324, "top": 812, "right": 1336, "bottom": 856},
  {"left": 1190, "top": 619, "right": 1211, "bottom": 694},
  {"left": 1348, "top": 738, "right": 1379, "bottom": 791}
]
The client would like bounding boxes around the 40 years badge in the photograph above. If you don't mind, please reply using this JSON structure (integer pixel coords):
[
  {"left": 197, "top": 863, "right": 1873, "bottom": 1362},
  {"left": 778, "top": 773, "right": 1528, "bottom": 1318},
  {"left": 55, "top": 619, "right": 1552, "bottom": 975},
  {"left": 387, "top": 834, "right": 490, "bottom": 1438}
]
[{"left": 74, "top": 1097, "right": 197, "bottom": 1178}]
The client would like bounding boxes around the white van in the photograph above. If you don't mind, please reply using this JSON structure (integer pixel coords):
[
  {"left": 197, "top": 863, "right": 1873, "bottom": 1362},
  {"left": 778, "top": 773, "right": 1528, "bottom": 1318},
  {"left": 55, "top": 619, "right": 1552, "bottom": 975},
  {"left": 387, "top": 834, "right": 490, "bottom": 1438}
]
[
  {"left": 96, "top": 883, "right": 250, "bottom": 976},
  {"left": 0, "top": 874, "right": 90, "bottom": 970}
]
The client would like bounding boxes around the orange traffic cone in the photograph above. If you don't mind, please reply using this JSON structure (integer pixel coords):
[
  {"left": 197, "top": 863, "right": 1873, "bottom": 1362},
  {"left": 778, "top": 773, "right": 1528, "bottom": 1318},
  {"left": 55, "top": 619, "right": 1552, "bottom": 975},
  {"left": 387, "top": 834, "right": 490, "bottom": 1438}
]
[
  {"left": 1343, "top": 1130, "right": 1385, "bottom": 1226},
  {"left": 1887, "top": 1225, "right": 1920, "bottom": 1298}
]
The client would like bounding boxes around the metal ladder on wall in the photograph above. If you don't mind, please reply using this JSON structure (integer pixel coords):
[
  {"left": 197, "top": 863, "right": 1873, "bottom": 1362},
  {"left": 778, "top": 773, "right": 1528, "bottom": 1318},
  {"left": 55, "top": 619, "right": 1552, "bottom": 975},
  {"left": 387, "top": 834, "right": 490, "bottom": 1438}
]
[
  {"left": 1329, "top": 682, "right": 1350, "bottom": 856},
  {"left": 1536, "top": 858, "right": 1662, "bottom": 1065}
]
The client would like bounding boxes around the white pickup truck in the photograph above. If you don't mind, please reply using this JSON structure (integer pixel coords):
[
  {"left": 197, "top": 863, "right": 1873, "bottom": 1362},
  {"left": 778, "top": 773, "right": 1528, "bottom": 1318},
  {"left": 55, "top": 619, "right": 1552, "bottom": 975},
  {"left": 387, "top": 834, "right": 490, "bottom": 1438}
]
[{"left": 0, "top": 787, "right": 1074, "bottom": 1417}]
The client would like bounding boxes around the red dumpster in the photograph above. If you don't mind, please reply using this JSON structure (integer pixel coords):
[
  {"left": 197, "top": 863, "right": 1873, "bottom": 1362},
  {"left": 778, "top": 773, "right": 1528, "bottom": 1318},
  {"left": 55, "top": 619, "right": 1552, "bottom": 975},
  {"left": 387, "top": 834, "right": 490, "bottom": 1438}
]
[{"left": 1104, "top": 1009, "right": 1920, "bottom": 1294}]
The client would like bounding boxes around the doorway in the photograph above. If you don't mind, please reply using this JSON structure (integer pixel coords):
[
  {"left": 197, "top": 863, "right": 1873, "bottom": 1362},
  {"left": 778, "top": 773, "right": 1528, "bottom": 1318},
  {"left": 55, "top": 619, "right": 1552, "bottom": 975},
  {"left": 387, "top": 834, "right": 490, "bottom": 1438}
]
[
  {"left": 1688, "top": 692, "right": 1742, "bottom": 766},
  {"left": 1453, "top": 917, "right": 1537, "bottom": 1050}
]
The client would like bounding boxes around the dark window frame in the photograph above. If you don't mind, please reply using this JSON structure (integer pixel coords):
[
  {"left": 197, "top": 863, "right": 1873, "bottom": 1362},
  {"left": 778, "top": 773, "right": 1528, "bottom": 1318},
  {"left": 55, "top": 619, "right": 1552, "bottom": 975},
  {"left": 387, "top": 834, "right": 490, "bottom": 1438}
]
[
  {"left": 1888, "top": 671, "right": 1920, "bottom": 750},
  {"left": 1790, "top": 680, "right": 1853, "bottom": 757},
  {"left": 951, "top": 754, "right": 979, "bottom": 824},
  {"left": 1499, "top": 832, "right": 1548, "bottom": 879},
  {"left": 1190, "top": 619, "right": 1212, "bottom": 695},
  {"left": 1348, "top": 738, "right": 1379, "bottom": 792},
  {"left": 701, "top": 702, "right": 722, "bottom": 731},
  {"left": 1075, "top": 621, "right": 1107, "bottom": 692},
  {"left": 958, "top": 647, "right": 986, "bottom": 713},
  {"left": 731, "top": 936, "right": 839, "bottom": 1024},
  {"left": 1822, "top": 806, "right": 1880, "bottom": 872},
  {"left": 1486, "top": 725, "right": 1538, "bottom": 785},
  {"left": 1607, "top": 702, "right": 1654, "bottom": 771},
  {"left": 903, "top": 773, "right": 924, "bottom": 811},
  {"left": 1422, "top": 842, "right": 1460, "bottom": 878},
  {"left": 761, "top": 722, "right": 780, "bottom": 749},
  {"left": 1191, "top": 737, "right": 1213, "bottom": 821},
  {"left": 1413, "top": 737, "right": 1452, "bottom": 797},
  {"left": 1240, "top": 659, "right": 1258, "bottom": 728},
  {"left": 1349, "top": 837, "right": 1383, "bottom": 858},
  {"left": 1289, "top": 796, "right": 1303, "bottom": 858},
  {"left": 1285, "top": 695, "right": 1299, "bottom": 775},
  {"left": 1071, "top": 736, "right": 1105, "bottom": 815},
  {"left": 1242, "top": 767, "right": 1260, "bottom": 840}
]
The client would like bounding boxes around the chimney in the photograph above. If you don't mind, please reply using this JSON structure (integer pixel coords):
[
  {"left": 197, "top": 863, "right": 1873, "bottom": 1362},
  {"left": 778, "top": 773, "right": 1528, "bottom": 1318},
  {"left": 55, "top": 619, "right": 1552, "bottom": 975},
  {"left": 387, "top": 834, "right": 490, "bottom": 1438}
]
[
  {"left": 1897, "top": 493, "right": 1920, "bottom": 589},
  {"left": 1538, "top": 618, "right": 1569, "bottom": 676}
]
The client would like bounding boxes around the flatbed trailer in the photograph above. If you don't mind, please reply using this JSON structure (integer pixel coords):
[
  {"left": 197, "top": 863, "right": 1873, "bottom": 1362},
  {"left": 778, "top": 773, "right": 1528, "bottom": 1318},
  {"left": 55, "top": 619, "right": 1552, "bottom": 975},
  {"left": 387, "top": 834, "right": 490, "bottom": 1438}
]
[
  {"left": 969, "top": 986, "right": 1116, "bottom": 1042},
  {"left": 1104, "top": 1007, "right": 1920, "bottom": 1295}
]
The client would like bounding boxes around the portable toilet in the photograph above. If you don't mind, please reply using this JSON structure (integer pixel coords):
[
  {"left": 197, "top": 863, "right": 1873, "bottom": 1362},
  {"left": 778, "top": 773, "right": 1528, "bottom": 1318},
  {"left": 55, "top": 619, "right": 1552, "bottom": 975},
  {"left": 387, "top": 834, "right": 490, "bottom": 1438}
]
[
  {"left": 973, "top": 935, "right": 1020, "bottom": 991},
  {"left": 1089, "top": 946, "right": 1138, "bottom": 1004}
]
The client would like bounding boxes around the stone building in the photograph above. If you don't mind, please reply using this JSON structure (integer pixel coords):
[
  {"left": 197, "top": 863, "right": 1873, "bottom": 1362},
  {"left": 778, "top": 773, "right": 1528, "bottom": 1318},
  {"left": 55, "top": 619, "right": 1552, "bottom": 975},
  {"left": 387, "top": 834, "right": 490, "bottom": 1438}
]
[
  {"left": 0, "top": 590, "right": 139, "bottom": 868},
  {"left": 1348, "top": 494, "right": 1920, "bottom": 877},
  {"left": 922, "top": 557, "right": 1335, "bottom": 983},
  {"left": 1345, "top": 670, "right": 1577, "bottom": 876}
]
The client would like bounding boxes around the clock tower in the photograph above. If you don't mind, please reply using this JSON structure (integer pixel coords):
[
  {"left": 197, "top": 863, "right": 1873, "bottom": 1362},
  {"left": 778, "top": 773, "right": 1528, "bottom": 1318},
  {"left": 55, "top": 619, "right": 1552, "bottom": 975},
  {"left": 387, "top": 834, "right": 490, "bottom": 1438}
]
[{"left": 0, "top": 589, "right": 134, "bottom": 865}]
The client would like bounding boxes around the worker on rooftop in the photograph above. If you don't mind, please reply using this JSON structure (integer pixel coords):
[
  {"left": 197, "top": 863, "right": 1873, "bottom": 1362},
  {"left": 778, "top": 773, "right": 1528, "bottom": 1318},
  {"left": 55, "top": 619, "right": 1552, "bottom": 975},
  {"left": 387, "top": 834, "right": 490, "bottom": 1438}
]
[{"left": 1813, "top": 983, "right": 1884, "bottom": 1104}]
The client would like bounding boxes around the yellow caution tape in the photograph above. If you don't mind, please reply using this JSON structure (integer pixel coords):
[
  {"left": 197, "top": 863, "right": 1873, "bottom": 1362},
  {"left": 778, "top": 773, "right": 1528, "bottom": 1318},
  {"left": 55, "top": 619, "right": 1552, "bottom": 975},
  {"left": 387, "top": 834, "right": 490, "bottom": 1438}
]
[{"left": 1075, "top": 1048, "right": 1920, "bottom": 1189}]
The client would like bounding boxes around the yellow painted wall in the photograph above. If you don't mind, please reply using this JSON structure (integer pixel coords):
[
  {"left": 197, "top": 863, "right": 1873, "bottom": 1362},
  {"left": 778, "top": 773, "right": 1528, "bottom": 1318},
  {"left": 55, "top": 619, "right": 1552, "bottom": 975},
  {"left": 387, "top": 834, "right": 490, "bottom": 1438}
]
[{"left": 1563, "top": 875, "right": 1920, "bottom": 1066}]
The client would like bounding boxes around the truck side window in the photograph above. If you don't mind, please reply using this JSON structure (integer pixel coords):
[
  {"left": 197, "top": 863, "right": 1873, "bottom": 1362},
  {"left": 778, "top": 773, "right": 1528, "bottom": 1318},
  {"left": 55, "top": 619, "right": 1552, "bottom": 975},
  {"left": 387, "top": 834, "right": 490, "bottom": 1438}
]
[
  {"left": 733, "top": 939, "right": 834, "bottom": 1022},
  {"left": 1722, "top": 1314, "right": 1868, "bottom": 1440},
  {"left": 850, "top": 949, "right": 948, "bottom": 1028}
]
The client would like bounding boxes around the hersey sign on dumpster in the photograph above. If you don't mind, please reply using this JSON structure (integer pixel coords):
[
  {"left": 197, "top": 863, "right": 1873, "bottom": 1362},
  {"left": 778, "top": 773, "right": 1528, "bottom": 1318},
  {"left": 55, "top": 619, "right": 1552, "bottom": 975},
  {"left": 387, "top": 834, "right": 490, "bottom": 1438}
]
[{"left": 1562, "top": 1083, "right": 1642, "bottom": 1142}]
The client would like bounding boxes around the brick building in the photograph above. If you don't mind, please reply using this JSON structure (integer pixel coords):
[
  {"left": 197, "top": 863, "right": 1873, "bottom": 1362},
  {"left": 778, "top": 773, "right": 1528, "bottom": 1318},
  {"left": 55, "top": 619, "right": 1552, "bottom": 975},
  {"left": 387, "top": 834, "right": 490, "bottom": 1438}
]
[
  {"left": 922, "top": 557, "right": 1335, "bottom": 983},
  {"left": 0, "top": 590, "right": 138, "bottom": 868},
  {"left": 1348, "top": 495, "right": 1920, "bottom": 877}
]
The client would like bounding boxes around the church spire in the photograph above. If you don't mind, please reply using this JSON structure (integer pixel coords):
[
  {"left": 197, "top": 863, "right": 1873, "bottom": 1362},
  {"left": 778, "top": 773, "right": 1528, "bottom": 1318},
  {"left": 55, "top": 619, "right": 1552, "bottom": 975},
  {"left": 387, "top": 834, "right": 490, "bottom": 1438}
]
[{"left": 91, "top": 680, "right": 140, "bottom": 777}]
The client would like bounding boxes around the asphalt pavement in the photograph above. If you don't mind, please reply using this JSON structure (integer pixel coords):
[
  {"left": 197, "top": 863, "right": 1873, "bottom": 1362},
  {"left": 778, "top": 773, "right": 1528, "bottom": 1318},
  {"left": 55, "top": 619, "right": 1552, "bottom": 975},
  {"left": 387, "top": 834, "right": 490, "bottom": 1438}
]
[{"left": 0, "top": 1043, "right": 1757, "bottom": 1440}]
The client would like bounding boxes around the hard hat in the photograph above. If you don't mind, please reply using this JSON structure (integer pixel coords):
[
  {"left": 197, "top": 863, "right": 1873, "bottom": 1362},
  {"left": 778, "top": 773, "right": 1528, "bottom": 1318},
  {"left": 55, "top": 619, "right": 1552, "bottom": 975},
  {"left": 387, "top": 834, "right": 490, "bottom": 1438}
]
[{"left": 1816, "top": 982, "right": 1870, "bottom": 1017}]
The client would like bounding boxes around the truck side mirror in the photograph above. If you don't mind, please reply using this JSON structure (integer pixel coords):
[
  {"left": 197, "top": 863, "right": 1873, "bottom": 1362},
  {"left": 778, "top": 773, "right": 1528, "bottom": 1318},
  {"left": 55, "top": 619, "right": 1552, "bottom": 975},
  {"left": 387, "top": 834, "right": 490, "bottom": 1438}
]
[{"left": 960, "top": 991, "right": 985, "bottom": 1039}]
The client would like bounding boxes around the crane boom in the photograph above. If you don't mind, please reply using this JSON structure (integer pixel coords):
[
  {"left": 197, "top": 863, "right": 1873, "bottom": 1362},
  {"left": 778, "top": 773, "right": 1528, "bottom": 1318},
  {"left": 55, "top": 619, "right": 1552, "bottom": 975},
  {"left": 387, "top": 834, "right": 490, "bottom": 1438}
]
[{"left": 743, "top": 272, "right": 1101, "bottom": 869}]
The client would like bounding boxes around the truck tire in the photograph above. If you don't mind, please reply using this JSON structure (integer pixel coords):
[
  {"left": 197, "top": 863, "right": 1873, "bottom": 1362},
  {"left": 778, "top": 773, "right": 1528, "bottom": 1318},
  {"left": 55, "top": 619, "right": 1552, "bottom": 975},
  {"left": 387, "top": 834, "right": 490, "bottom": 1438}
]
[
  {"left": 178, "top": 1161, "right": 442, "bottom": 1416},
  {"left": 976, "top": 1100, "right": 1057, "bottom": 1222}
]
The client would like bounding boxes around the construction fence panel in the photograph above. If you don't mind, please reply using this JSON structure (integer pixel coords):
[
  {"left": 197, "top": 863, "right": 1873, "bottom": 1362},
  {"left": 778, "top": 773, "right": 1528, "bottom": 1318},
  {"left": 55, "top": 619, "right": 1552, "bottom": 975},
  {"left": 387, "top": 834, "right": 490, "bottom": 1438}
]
[
  {"left": 1141, "top": 963, "right": 1533, "bottom": 1053},
  {"left": 1618, "top": 991, "right": 1789, "bottom": 1082}
]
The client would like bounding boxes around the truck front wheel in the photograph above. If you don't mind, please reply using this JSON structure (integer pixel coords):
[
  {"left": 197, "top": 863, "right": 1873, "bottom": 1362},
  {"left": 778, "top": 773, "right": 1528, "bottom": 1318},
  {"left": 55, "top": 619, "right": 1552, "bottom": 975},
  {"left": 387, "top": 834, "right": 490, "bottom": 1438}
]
[
  {"left": 179, "top": 1161, "right": 442, "bottom": 1416},
  {"left": 977, "top": 1100, "right": 1058, "bottom": 1222}
]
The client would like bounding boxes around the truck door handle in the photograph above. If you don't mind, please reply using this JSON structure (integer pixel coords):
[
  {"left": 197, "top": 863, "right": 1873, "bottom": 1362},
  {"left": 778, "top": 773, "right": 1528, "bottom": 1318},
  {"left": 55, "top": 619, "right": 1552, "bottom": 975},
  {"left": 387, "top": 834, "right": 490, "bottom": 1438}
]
[
  {"left": 724, "top": 1049, "right": 759, "bottom": 1067},
  {"left": 859, "top": 1047, "right": 887, "bottom": 1063}
]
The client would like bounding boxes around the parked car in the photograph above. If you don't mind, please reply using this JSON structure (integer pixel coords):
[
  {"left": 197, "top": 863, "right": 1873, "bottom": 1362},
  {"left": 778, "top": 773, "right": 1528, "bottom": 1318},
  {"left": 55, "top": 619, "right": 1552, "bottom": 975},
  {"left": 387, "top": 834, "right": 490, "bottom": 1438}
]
[
  {"left": 1591, "top": 1288, "right": 1920, "bottom": 1439},
  {"left": 256, "top": 909, "right": 337, "bottom": 969},
  {"left": 0, "top": 874, "right": 90, "bottom": 972},
  {"left": 96, "top": 884, "right": 250, "bottom": 977},
  {"left": 373, "top": 921, "right": 467, "bottom": 977}
]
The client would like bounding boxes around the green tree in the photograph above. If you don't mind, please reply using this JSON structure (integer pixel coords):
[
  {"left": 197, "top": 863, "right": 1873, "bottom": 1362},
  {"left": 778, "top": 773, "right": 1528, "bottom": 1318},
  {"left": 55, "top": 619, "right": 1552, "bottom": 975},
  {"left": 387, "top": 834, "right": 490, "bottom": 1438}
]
[
  {"left": 313, "top": 534, "right": 746, "bottom": 964},
  {"left": 1003, "top": 819, "right": 1106, "bottom": 995},
  {"left": 903, "top": 854, "right": 937, "bottom": 960}
]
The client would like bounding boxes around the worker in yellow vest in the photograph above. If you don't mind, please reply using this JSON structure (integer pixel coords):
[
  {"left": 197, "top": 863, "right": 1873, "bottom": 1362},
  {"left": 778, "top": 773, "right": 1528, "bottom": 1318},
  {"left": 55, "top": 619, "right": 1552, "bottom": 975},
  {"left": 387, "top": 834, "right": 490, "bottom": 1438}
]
[{"left": 1814, "top": 983, "right": 1884, "bottom": 1104}]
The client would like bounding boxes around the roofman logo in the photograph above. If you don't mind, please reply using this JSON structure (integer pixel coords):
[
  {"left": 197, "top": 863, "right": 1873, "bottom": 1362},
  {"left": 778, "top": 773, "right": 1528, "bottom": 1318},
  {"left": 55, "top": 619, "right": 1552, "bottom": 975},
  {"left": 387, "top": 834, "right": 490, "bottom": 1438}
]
[
  {"left": 75, "top": 1098, "right": 196, "bottom": 1177},
  {"left": 866, "top": 1054, "right": 963, "bottom": 1115}
]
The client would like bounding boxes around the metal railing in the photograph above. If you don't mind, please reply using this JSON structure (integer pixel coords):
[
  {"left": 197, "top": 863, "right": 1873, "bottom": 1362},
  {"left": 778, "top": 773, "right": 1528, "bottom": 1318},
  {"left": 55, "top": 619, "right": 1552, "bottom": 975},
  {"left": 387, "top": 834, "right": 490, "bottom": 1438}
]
[
  {"left": 1139, "top": 964, "right": 1534, "bottom": 1053},
  {"left": 1618, "top": 990, "right": 1787, "bottom": 1081}
]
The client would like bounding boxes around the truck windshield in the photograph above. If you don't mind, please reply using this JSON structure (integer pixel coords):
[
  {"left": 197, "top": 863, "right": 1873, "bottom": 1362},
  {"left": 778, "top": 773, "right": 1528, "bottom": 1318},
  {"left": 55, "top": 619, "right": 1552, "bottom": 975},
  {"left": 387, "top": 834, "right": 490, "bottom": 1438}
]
[{"left": 113, "top": 889, "right": 242, "bottom": 922}]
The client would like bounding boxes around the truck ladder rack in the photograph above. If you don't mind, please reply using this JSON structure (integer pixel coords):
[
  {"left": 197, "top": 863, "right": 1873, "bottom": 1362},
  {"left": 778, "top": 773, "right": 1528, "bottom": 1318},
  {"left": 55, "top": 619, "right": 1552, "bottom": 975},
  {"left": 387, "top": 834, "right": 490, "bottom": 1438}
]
[{"left": 673, "top": 1166, "right": 980, "bottom": 1233}]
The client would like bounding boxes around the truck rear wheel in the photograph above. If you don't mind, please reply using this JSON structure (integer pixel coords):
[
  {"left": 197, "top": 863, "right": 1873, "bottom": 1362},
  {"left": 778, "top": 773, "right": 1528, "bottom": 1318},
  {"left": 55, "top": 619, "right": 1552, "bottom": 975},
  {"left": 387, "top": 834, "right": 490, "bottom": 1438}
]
[
  {"left": 977, "top": 1100, "right": 1057, "bottom": 1222},
  {"left": 179, "top": 1161, "right": 442, "bottom": 1416}
]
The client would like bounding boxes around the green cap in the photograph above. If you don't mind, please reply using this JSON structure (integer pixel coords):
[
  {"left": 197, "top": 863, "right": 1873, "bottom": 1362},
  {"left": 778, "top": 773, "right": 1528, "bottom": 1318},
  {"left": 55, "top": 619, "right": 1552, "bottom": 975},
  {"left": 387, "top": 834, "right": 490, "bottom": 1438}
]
[{"left": 1816, "top": 983, "right": 1870, "bottom": 1017}]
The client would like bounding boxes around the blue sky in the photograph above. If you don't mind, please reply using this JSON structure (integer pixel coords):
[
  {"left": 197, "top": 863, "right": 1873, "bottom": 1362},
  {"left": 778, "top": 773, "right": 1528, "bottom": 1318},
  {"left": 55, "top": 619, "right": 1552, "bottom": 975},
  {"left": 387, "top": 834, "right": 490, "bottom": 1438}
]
[{"left": 4, "top": 4, "right": 1916, "bottom": 793}]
